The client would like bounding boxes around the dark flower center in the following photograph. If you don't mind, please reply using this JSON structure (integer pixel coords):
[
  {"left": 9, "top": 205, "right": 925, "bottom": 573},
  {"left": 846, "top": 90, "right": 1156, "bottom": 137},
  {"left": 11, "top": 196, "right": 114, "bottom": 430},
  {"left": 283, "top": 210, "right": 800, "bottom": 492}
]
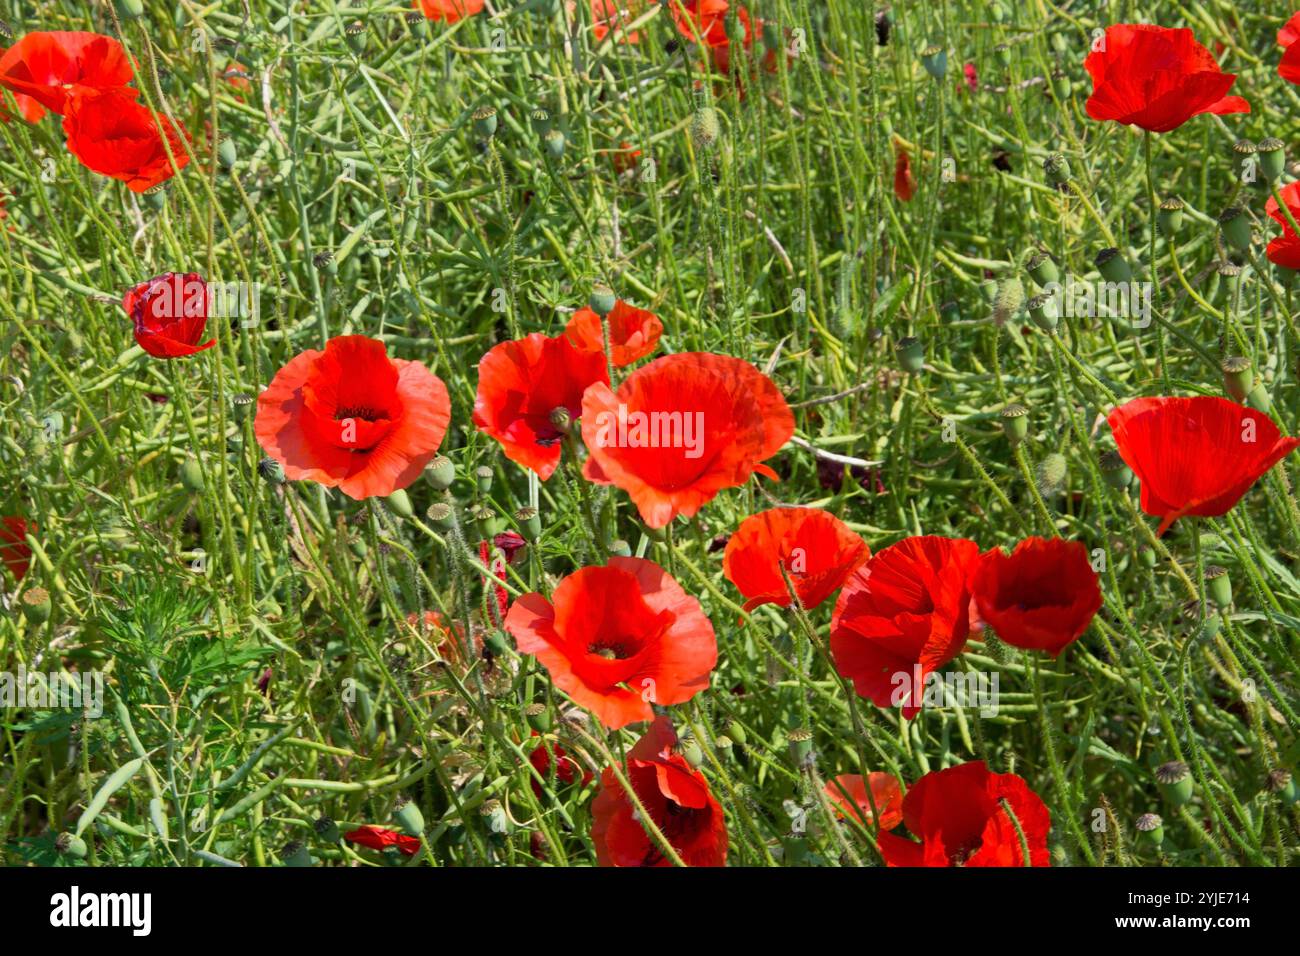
[{"left": 335, "top": 405, "right": 387, "bottom": 422}]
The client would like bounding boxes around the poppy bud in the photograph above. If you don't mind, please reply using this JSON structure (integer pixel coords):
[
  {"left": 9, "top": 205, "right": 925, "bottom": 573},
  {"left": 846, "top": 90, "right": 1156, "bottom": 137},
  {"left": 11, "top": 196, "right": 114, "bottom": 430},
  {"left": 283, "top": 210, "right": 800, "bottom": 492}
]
[
  {"left": 993, "top": 276, "right": 1025, "bottom": 324},
  {"left": 1050, "top": 70, "right": 1071, "bottom": 102},
  {"left": 919, "top": 44, "right": 947, "bottom": 79},
  {"left": 1267, "top": 769, "right": 1298, "bottom": 804},
  {"left": 385, "top": 488, "right": 414, "bottom": 519},
  {"left": 1155, "top": 760, "right": 1193, "bottom": 807},
  {"left": 1215, "top": 263, "right": 1242, "bottom": 302},
  {"left": 1099, "top": 449, "right": 1133, "bottom": 489},
  {"left": 1027, "top": 292, "right": 1058, "bottom": 331},
  {"left": 21, "top": 587, "right": 51, "bottom": 625},
  {"left": 345, "top": 20, "right": 367, "bottom": 53},
  {"left": 515, "top": 506, "right": 542, "bottom": 541},
  {"left": 1258, "top": 138, "right": 1286, "bottom": 182},
  {"left": 786, "top": 727, "right": 813, "bottom": 766},
  {"left": 895, "top": 336, "right": 924, "bottom": 373},
  {"left": 1000, "top": 402, "right": 1029, "bottom": 447},
  {"left": 548, "top": 406, "right": 572, "bottom": 435},
  {"left": 609, "top": 539, "right": 632, "bottom": 557},
  {"left": 1204, "top": 565, "right": 1232, "bottom": 608},
  {"left": 1135, "top": 812, "right": 1164, "bottom": 848},
  {"left": 728, "top": 720, "right": 747, "bottom": 747},
  {"left": 530, "top": 108, "right": 551, "bottom": 135},
  {"left": 394, "top": 797, "right": 425, "bottom": 837},
  {"left": 1094, "top": 247, "right": 1132, "bottom": 283},
  {"left": 474, "top": 465, "right": 494, "bottom": 494},
  {"left": 979, "top": 278, "right": 999, "bottom": 305},
  {"left": 55, "top": 832, "right": 87, "bottom": 859},
  {"left": 525, "top": 702, "right": 551, "bottom": 733},
  {"left": 1157, "top": 197, "right": 1184, "bottom": 236},
  {"left": 1246, "top": 382, "right": 1271, "bottom": 413},
  {"left": 542, "top": 128, "right": 566, "bottom": 159},
  {"left": 349, "top": 536, "right": 368, "bottom": 560},
  {"left": 280, "top": 840, "right": 314, "bottom": 867},
  {"left": 217, "top": 137, "right": 237, "bottom": 170},
  {"left": 995, "top": 42, "right": 1011, "bottom": 66},
  {"left": 179, "top": 457, "right": 205, "bottom": 493},
  {"left": 1042, "top": 152, "right": 1070, "bottom": 186},
  {"left": 1221, "top": 356, "right": 1253, "bottom": 403},
  {"left": 231, "top": 392, "right": 254, "bottom": 424},
  {"left": 1218, "top": 205, "right": 1251, "bottom": 253},
  {"left": 690, "top": 107, "right": 720, "bottom": 152},
  {"left": 314, "top": 815, "right": 340, "bottom": 843},
  {"left": 425, "top": 454, "right": 455, "bottom": 491},
  {"left": 589, "top": 284, "right": 616, "bottom": 316},
  {"left": 426, "top": 501, "right": 456, "bottom": 531},
  {"left": 116, "top": 0, "right": 144, "bottom": 18},
  {"left": 486, "top": 629, "right": 511, "bottom": 656},
  {"left": 472, "top": 105, "right": 498, "bottom": 140},
  {"left": 681, "top": 739, "right": 704, "bottom": 768},
  {"left": 1025, "top": 251, "right": 1060, "bottom": 287},
  {"left": 257, "top": 457, "right": 286, "bottom": 485},
  {"left": 1036, "top": 451, "right": 1067, "bottom": 498}
]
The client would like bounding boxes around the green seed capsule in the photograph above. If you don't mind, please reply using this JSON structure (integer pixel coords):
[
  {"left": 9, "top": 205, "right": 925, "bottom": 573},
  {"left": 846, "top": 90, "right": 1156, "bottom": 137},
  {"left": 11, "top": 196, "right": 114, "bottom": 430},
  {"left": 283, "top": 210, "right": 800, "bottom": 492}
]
[
  {"left": 1258, "top": 138, "right": 1286, "bottom": 182},
  {"left": 1268, "top": 769, "right": 1298, "bottom": 805},
  {"left": 1221, "top": 356, "right": 1253, "bottom": 403},
  {"left": 1218, "top": 205, "right": 1252, "bottom": 253},
  {"left": 681, "top": 740, "right": 704, "bottom": 768},
  {"left": 1155, "top": 760, "right": 1193, "bottom": 807},
  {"left": 179, "top": 458, "right": 206, "bottom": 493},
  {"left": 475, "top": 465, "right": 494, "bottom": 494},
  {"left": 525, "top": 702, "right": 552, "bottom": 734},
  {"left": 425, "top": 454, "right": 455, "bottom": 491},
  {"left": 314, "top": 815, "right": 340, "bottom": 844},
  {"left": 1025, "top": 251, "right": 1060, "bottom": 287},
  {"left": 542, "top": 128, "right": 566, "bottom": 159},
  {"left": 895, "top": 336, "right": 924, "bottom": 373},
  {"left": 55, "top": 832, "right": 87, "bottom": 859},
  {"left": 609, "top": 539, "right": 632, "bottom": 557},
  {"left": 1042, "top": 152, "right": 1070, "bottom": 186},
  {"left": 548, "top": 406, "right": 572, "bottom": 435},
  {"left": 1204, "top": 565, "right": 1232, "bottom": 608},
  {"left": 280, "top": 840, "right": 314, "bottom": 867},
  {"left": 1000, "top": 402, "right": 1030, "bottom": 447},
  {"left": 1135, "top": 813, "right": 1164, "bottom": 848},
  {"left": 1157, "top": 197, "right": 1184, "bottom": 236},
  {"left": 1027, "top": 292, "right": 1058, "bottom": 332},
  {"left": 1098, "top": 450, "right": 1133, "bottom": 490},
  {"left": 1216, "top": 263, "right": 1243, "bottom": 302},
  {"left": 345, "top": 20, "right": 367, "bottom": 53},
  {"left": 516, "top": 506, "right": 543, "bottom": 541},
  {"left": 472, "top": 105, "right": 498, "bottom": 140},
  {"left": 426, "top": 501, "right": 456, "bottom": 531},
  {"left": 21, "top": 587, "right": 51, "bottom": 624},
  {"left": 385, "top": 488, "right": 414, "bottom": 519},
  {"left": 1094, "top": 246, "right": 1132, "bottom": 283},
  {"left": 530, "top": 108, "right": 551, "bottom": 135},
  {"left": 258, "top": 457, "right": 286, "bottom": 485},
  {"left": 394, "top": 797, "right": 425, "bottom": 837},
  {"left": 231, "top": 392, "right": 254, "bottom": 423},
  {"left": 217, "top": 137, "right": 237, "bottom": 170},
  {"left": 589, "top": 284, "right": 616, "bottom": 317},
  {"left": 116, "top": 0, "right": 144, "bottom": 19},
  {"left": 995, "top": 42, "right": 1011, "bottom": 67},
  {"left": 787, "top": 727, "right": 813, "bottom": 766},
  {"left": 919, "top": 44, "right": 947, "bottom": 79}
]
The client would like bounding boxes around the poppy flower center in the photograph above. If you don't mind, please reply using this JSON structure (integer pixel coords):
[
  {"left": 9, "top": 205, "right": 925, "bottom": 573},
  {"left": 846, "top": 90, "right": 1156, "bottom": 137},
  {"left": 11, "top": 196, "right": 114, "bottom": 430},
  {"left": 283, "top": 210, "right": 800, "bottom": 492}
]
[
  {"left": 335, "top": 405, "right": 387, "bottom": 423},
  {"left": 588, "top": 639, "right": 636, "bottom": 661}
]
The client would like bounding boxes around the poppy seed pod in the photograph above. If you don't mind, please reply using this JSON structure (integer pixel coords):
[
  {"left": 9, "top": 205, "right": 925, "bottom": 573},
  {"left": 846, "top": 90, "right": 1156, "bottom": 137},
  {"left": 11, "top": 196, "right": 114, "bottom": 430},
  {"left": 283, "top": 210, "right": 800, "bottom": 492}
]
[
  {"left": 280, "top": 840, "right": 314, "bottom": 867},
  {"left": 1267, "top": 769, "right": 1298, "bottom": 805},
  {"left": 425, "top": 454, "right": 455, "bottom": 491},
  {"left": 314, "top": 815, "right": 340, "bottom": 844},
  {"left": 542, "top": 128, "right": 566, "bottom": 159},
  {"left": 548, "top": 406, "right": 572, "bottom": 435},
  {"left": 1246, "top": 382, "right": 1271, "bottom": 413},
  {"left": 1098, "top": 449, "right": 1133, "bottom": 489},
  {"left": 257, "top": 457, "right": 286, "bottom": 485},
  {"left": 426, "top": 501, "right": 456, "bottom": 531},
  {"left": 1221, "top": 356, "right": 1253, "bottom": 403},
  {"left": 1216, "top": 263, "right": 1242, "bottom": 302},
  {"left": 1000, "top": 402, "right": 1030, "bottom": 447},
  {"left": 179, "top": 457, "right": 205, "bottom": 493},
  {"left": 787, "top": 727, "right": 813, "bottom": 766},
  {"left": 1042, "top": 153, "right": 1070, "bottom": 186},
  {"left": 588, "top": 284, "right": 616, "bottom": 317},
  {"left": 312, "top": 250, "right": 336, "bottom": 274},
  {"left": 55, "top": 832, "right": 87, "bottom": 859},
  {"left": 143, "top": 183, "right": 169, "bottom": 210},
  {"left": 1257, "top": 138, "right": 1286, "bottom": 182},
  {"left": 1231, "top": 138, "right": 1256, "bottom": 160},
  {"left": 1094, "top": 247, "right": 1132, "bottom": 283},
  {"left": 1027, "top": 292, "right": 1058, "bottom": 331},
  {"left": 895, "top": 336, "right": 924, "bottom": 373},
  {"left": 995, "top": 42, "right": 1011, "bottom": 67},
  {"left": 1135, "top": 813, "right": 1164, "bottom": 848},
  {"left": 344, "top": 20, "right": 366, "bottom": 52},
  {"left": 21, "top": 586, "right": 51, "bottom": 624},
  {"left": 394, "top": 797, "right": 425, "bottom": 837},
  {"left": 385, "top": 488, "right": 414, "bottom": 519},
  {"left": 610, "top": 539, "right": 632, "bottom": 557},
  {"left": 231, "top": 392, "right": 254, "bottom": 424},
  {"left": 1218, "top": 205, "right": 1252, "bottom": 253},
  {"left": 1157, "top": 197, "right": 1184, "bottom": 236},
  {"left": 1025, "top": 251, "right": 1060, "bottom": 287},
  {"left": 529, "top": 108, "right": 551, "bottom": 135},
  {"left": 515, "top": 506, "right": 542, "bottom": 541},
  {"left": 1155, "top": 760, "right": 1194, "bottom": 807},
  {"left": 1051, "top": 70, "right": 1071, "bottom": 102},
  {"left": 1204, "top": 565, "right": 1232, "bottom": 608},
  {"left": 474, "top": 464, "right": 493, "bottom": 494},
  {"left": 404, "top": 10, "right": 426, "bottom": 34},
  {"left": 524, "top": 702, "right": 551, "bottom": 733},
  {"left": 472, "top": 105, "right": 498, "bottom": 140},
  {"left": 919, "top": 44, "right": 947, "bottom": 79}
]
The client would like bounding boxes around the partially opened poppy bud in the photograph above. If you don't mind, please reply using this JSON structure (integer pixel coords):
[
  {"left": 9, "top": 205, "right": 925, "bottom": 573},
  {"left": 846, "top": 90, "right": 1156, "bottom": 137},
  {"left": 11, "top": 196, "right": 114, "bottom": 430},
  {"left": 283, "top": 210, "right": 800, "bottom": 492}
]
[
  {"left": 588, "top": 284, "right": 616, "bottom": 317},
  {"left": 21, "top": 586, "right": 51, "bottom": 624},
  {"left": 1221, "top": 356, "right": 1253, "bottom": 402},
  {"left": 474, "top": 465, "right": 493, "bottom": 494},
  {"left": 1218, "top": 205, "right": 1252, "bottom": 253},
  {"left": 426, "top": 501, "right": 456, "bottom": 531},
  {"left": 1247, "top": 382, "right": 1271, "bottom": 413},
  {"left": 55, "top": 832, "right": 87, "bottom": 859},
  {"left": 548, "top": 406, "right": 572, "bottom": 436},
  {"left": 690, "top": 106, "right": 720, "bottom": 151},
  {"left": 425, "top": 454, "right": 455, "bottom": 491},
  {"left": 393, "top": 797, "right": 425, "bottom": 837},
  {"left": 231, "top": 392, "right": 254, "bottom": 424},
  {"left": 1098, "top": 449, "right": 1133, "bottom": 489},
  {"left": 1027, "top": 292, "right": 1058, "bottom": 331},
  {"left": 515, "top": 506, "right": 542, "bottom": 541},
  {"left": 1094, "top": 247, "right": 1131, "bottom": 283},
  {"left": 529, "top": 108, "right": 551, "bottom": 135},
  {"left": 217, "top": 137, "right": 236, "bottom": 169},
  {"left": 385, "top": 488, "right": 414, "bottom": 519},
  {"left": 542, "top": 128, "right": 566, "bottom": 159},
  {"left": 1258, "top": 138, "right": 1286, "bottom": 182},
  {"left": 257, "top": 457, "right": 285, "bottom": 485},
  {"left": 1204, "top": 565, "right": 1232, "bottom": 608},
  {"left": 314, "top": 815, "right": 340, "bottom": 844},
  {"left": 1135, "top": 812, "right": 1164, "bottom": 848},
  {"left": 1155, "top": 760, "right": 1193, "bottom": 806},
  {"left": 1025, "top": 251, "right": 1059, "bottom": 287},
  {"left": 1157, "top": 197, "right": 1184, "bottom": 236},
  {"left": 1042, "top": 152, "right": 1070, "bottom": 186},
  {"left": 919, "top": 44, "right": 947, "bottom": 79},
  {"left": 895, "top": 336, "right": 924, "bottom": 373},
  {"left": 345, "top": 20, "right": 367, "bottom": 52},
  {"left": 179, "top": 457, "right": 205, "bottom": 493},
  {"left": 472, "top": 105, "right": 498, "bottom": 140},
  {"left": 1000, "top": 402, "right": 1030, "bottom": 446},
  {"left": 280, "top": 840, "right": 314, "bottom": 867},
  {"left": 1268, "top": 769, "right": 1298, "bottom": 804}
]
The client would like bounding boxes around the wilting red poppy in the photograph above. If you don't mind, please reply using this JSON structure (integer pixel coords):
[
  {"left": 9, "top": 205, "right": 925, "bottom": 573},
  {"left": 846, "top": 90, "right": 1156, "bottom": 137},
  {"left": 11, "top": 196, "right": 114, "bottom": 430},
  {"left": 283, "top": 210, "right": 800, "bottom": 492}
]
[
  {"left": 123, "top": 272, "right": 214, "bottom": 359},
  {"left": 255, "top": 335, "right": 451, "bottom": 500},
  {"left": 343, "top": 825, "right": 421, "bottom": 856},
  {"left": 609, "top": 141, "right": 643, "bottom": 175},
  {"left": 528, "top": 731, "right": 594, "bottom": 799},
  {"left": 503, "top": 556, "right": 717, "bottom": 729},
  {"left": 62, "top": 88, "right": 191, "bottom": 192},
  {"left": 722, "top": 507, "right": 869, "bottom": 612},
  {"left": 877, "top": 761, "right": 1051, "bottom": 867},
  {"left": 0, "top": 32, "right": 134, "bottom": 122},
  {"left": 1, "top": 516, "right": 35, "bottom": 581},
  {"left": 564, "top": 300, "right": 662, "bottom": 367},
  {"left": 1265, "top": 181, "right": 1300, "bottom": 269},
  {"left": 1083, "top": 24, "right": 1248, "bottom": 132},
  {"left": 415, "top": 0, "right": 484, "bottom": 23},
  {"left": 893, "top": 147, "right": 916, "bottom": 201},
  {"left": 472, "top": 333, "right": 609, "bottom": 480},
  {"left": 824, "top": 773, "right": 904, "bottom": 831},
  {"left": 830, "top": 536, "right": 981, "bottom": 719},
  {"left": 971, "top": 536, "right": 1102, "bottom": 657},
  {"left": 403, "top": 610, "right": 480, "bottom": 668},
  {"left": 581, "top": 352, "right": 794, "bottom": 528},
  {"left": 493, "top": 529, "right": 528, "bottom": 565},
  {"left": 590, "top": 715, "right": 727, "bottom": 867},
  {"left": 1107, "top": 396, "right": 1300, "bottom": 536}
]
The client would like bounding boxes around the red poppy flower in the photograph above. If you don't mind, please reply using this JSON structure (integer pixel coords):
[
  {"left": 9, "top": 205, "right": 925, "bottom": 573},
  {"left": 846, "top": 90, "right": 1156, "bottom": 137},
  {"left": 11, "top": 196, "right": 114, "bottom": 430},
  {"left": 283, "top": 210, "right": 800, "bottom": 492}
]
[
  {"left": 493, "top": 529, "right": 528, "bottom": 565},
  {"left": 877, "top": 761, "right": 1051, "bottom": 867},
  {"left": 609, "top": 141, "right": 643, "bottom": 175},
  {"left": 971, "top": 536, "right": 1102, "bottom": 657},
  {"left": 415, "top": 0, "right": 484, "bottom": 23},
  {"left": 830, "top": 536, "right": 982, "bottom": 719},
  {"left": 722, "top": 507, "right": 870, "bottom": 612},
  {"left": 824, "top": 773, "right": 904, "bottom": 831},
  {"left": 222, "top": 60, "right": 252, "bottom": 93},
  {"left": 961, "top": 61, "right": 978, "bottom": 93},
  {"left": 343, "top": 825, "right": 421, "bottom": 856},
  {"left": 1083, "top": 24, "right": 1249, "bottom": 132},
  {"left": 0, "top": 32, "right": 134, "bottom": 122},
  {"left": 528, "top": 731, "right": 594, "bottom": 799},
  {"left": 1265, "top": 181, "right": 1300, "bottom": 269},
  {"left": 472, "top": 332, "right": 609, "bottom": 481},
  {"left": 670, "top": 0, "right": 730, "bottom": 46},
  {"left": 0, "top": 88, "right": 44, "bottom": 123},
  {"left": 581, "top": 352, "right": 794, "bottom": 528},
  {"left": 479, "top": 539, "right": 509, "bottom": 623},
  {"left": 1281, "top": 13, "right": 1300, "bottom": 48},
  {"left": 255, "top": 335, "right": 451, "bottom": 500},
  {"left": 1107, "top": 396, "right": 1300, "bottom": 536},
  {"left": 122, "top": 272, "right": 214, "bottom": 359},
  {"left": 581, "top": 0, "right": 645, "bottom": 44},
  {"left": 564, "top": 300, "right": 663, "bottom": 367},
  {"left": 62, "top": 88, "right": 191, "bottom": 193},
  {"left": 1, "top": 516, "right": 35, "bottom": 581},
  {"left": 503, "top": 556, "right": 717, "bottom": 729},
  {"left": 893, "top": 147, "right": 916, "bottom": 201},
  {"left": 590, "top": 715, "right": 728, "bottom": 867}
]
